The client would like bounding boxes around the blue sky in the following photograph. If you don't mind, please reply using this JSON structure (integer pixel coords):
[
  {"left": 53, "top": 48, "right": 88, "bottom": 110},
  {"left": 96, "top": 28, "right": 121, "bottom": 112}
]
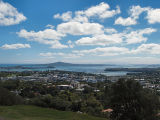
[{"left": 0, "top": 0, "right": 160, "bottom": 64}]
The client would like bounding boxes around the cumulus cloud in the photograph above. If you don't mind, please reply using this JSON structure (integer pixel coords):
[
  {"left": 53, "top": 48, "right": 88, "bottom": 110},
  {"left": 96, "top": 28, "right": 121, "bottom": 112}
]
[
  {"left": 17, "top": 29, "right": 68, "bottom": 49},
  {"left": 76, "top": 33, "right": 123, "bottom": 46},
  {"left": 146, "top": 8, "right": 160, "bottom": 24},
  {"left": 72, "top": 11, "right": 89, "bottom": 23},
  {"left": 129, "top": 5, "right": 149, "bottom": 19},
  {"left": 72, "top": 43, "right": 160, "bottom": 57},
  {"left": 50, "top": 41, "right": 68, "bottom": 49},
  {"left": 15, "top": 2, "right": 160, "bottom": 59},
  {"left": 53, "top": 2, "right": 120, "bottom": 22},
  {"left": 131, "top": 44, "right": 160, "bottom": 54},
  {"left": 73, "top": 47, "right": 129, "bottom": 56},
  {"left": 75, "top": 28, "right": 156, "bottom": 46},
  {"left": 115, "top": 17, "right": 137, "bottom": 26},
  {"left": 54, "top": 11, "right": 72, "bottom": 21},
  {"left": 83, "top": 2, "right": 120, "bottom": 19},
  {"left": 18, "top": 29, "right": 64, "bottom": 40},
  {"left": 115, "top": 5, "right": 149, "bottom": 26},
  {"left": 105, "top": 28, "right": 117, "bottom": 34},
  {"left": 0, "top": 1, "right": 26, "bottom": 26},
  {"left": 39, "top": 43, "right": 160, "bottom": 63},
  {"left": 57, "top": 22, "right": 104, "bottom": 35},
  {"left": 115, "top": 5, "right": 160, "bottom": 26},
  {"left": 124, "top": 28, "right": 156, "bottom": 44},
  {"left": 1, "top": 43, "right": 31, "bottom": 49}
]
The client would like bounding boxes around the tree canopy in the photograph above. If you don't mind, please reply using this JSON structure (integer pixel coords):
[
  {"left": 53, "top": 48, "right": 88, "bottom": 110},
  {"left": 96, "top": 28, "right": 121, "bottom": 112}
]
[{"left": 107, "top": 79, "right": 160, "bottom": 120}]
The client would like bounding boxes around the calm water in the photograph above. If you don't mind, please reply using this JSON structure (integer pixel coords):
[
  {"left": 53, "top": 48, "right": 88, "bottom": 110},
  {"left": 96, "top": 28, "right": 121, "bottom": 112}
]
[{"left": 0, "top": 64, "right": 154, "bottom": 76}]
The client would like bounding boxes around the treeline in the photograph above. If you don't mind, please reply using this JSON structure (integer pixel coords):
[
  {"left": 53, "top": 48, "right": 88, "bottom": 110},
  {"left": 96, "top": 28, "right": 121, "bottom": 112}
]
[
  {"left": 29, "top": 89, "right": 103, "bottom": 117},
  {"left": 0, "top": 79, "right": 159, "bottom": 120}
]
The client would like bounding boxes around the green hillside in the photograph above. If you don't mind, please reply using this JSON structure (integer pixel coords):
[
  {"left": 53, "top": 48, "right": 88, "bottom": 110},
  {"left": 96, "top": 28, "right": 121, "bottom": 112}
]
[{"left": 0, "top": 105, "right": 107, "bottom": 120}]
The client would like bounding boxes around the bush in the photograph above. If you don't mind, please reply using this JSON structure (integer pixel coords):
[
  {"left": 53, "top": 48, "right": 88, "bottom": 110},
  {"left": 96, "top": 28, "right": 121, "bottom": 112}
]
[
  {"left": 30, "top": 95, "right": 72, "bottom": 111},
  {"left": 0, "top": 87, "right": 23, "bottom": 106}
]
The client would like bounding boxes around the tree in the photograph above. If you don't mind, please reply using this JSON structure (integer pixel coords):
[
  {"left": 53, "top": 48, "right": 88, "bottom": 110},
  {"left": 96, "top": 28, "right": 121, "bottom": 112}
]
[
  {"left": 0, "top": 87, "right": 23, "bottom": 105},
  {"left": 0, "top": 80, "right": 20, "bottom": 91},
  {"left": 108, "top": 79, "right": 160, "bottom": 120},
  {"left": 81, "top": 96, "right": 103, "bottom": 116}
]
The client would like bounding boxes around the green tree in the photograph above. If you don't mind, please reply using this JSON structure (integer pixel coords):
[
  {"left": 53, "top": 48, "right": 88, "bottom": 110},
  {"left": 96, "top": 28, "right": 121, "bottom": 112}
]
[
  {"left": 81, "top": 96, "right": 103, "bottom": 116},
  {"left": 0, "top": 87, "right": 23, "bottom": 105},
  {"left": 109, "top": 79, "right": 160, "bottom": 120}
]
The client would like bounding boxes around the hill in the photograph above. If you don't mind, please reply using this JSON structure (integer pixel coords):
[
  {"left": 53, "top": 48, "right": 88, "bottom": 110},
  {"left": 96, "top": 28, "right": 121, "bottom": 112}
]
[{"left": 0, "top": 105, "right": 107, "bottom": 120}]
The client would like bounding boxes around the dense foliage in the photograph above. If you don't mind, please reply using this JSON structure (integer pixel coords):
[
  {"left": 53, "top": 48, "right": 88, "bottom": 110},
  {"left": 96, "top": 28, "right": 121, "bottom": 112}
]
[
  {"left": 0, "top": 87, "right": 23, "bottom": 105},
  {"left": 106, "top": 79, "right": 160, "bottom": 120},
  {"left": 0, "top": 76, "right": 159, "bottom": 120}
]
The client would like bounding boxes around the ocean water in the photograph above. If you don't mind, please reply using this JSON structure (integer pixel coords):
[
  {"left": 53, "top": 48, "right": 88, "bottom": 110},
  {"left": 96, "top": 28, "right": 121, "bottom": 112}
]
[{"left": 0, "top": 64, "right": 154, "bottom": 76}]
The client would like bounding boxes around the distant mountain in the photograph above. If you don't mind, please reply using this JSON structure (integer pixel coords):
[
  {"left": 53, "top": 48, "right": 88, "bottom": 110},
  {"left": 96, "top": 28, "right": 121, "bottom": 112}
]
[{"left": 47, "top": 62, "right": 114, "bottom": 67}]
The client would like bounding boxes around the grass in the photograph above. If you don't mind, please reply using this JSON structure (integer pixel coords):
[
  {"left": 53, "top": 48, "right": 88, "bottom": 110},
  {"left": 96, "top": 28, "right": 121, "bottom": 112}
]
[{"left": 0, "top": 105, "right": 107, "bottom": 120}]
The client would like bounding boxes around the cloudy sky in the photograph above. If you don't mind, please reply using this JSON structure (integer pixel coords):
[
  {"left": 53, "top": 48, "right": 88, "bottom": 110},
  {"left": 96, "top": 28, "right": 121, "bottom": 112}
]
[{"left": 0, "top": 0, "right": 160, "bottom": 64}]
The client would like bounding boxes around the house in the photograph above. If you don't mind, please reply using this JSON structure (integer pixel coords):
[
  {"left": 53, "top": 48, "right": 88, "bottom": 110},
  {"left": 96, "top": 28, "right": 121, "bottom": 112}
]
[
  {"left": 57, "top": 85, "right": 73, "bottom": 90},
  {"left": 102, "top": 108, "right": 113, "bottom": 113}
]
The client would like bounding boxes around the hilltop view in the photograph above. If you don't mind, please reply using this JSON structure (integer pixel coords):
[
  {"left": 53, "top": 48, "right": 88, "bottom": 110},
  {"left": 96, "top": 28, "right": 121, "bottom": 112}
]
[{"left": 0, "top": 0, "right": 160, "bottom": 120}]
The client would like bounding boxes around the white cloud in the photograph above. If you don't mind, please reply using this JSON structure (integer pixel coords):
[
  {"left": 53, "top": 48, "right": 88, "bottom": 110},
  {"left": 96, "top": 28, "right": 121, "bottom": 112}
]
[
  {"left": 83, "top": 3, "right": 120, "bottom": 19},
  {"left": 45, "top": 24, "right": 54, "bottom": 29},
  {"left": 0, "top": 1, "right": 26, "bottom": 26},
  {"left": 73, "top": 47, "right": 129, "bottom": 56},
  {"left": 50, "top": 41, "right": 68, "bottom": 49},
  {"left": 57, "top": 21, "right": 104, "bottom": 35},
  {"left": 40, "top": 52, "right": 81, "bottom": 58},
  {"left": 131, "top": 43, "right": 160, "bottom": 54},
  {"left": 146, "top": 8, "right": 160, "bottom": 24},
  {"left": 124, "top": 28, "right": 157, "bottom": 44},
  {"left": 129, "top": 5, "right": 149, "bottom": 19},
  {"left": 100, "top": 6, "right": 120, "bottom": 19},
  {"left": 17, "top": 29, "right": 68, "bottom": 49},
  {"left": 39, "top": 43, "right": 160, "bottom": 59},
  {"left": 75, "top": 28, "right": 156, "bottom": 46},
  {"left": 39, "top": 43, "right": 160, "bottom": 63},
  {"left": 1, "top": 43, "right": 31, "bottom": 49},
  {"left": 115, "top": 5, "right": 149, "bottom": 26},
  {"left": 53, "top": 2, "right": 120, "bottom": 23},
  {"left": 115, "top": 5, "right": 160, "bottom": 25},
  {"left": 115, "top": 17, "right": 137, "bottom": 26},
  {"left": 72, "top": 11, "right": 89, "bottom": 23},
  {"left": 18, "top": 29, "right": 64, "bottom": 40},
  {"left": 83, "top": 2, "right": 110, "bottom": 17},
  {"left": 54, "top": 11, "right": 72, "bottom": 21},
  {"left": 105, "top": 28, "right": 117, "bottom": 34},
  {"left": 76, "top": 33, "right": 123, "bottom": 46},
  {"left": 73, "top": 43, "right": 160, "bottom": 57}
]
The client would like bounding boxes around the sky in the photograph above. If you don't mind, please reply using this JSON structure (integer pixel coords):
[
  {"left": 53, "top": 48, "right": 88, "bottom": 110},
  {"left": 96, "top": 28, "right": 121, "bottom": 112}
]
[{"left": 0, "top": 0, "right": 160, "bottom": 64}]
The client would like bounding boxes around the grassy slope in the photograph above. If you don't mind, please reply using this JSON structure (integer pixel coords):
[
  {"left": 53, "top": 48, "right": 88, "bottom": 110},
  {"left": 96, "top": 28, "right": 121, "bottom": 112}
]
[{"left": 0, "top": 105, "right": 107, "bottom": 120}]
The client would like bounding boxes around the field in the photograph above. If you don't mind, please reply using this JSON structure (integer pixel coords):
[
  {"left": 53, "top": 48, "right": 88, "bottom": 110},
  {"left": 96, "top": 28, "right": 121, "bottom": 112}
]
[{"left": 0, "top": 105, "right": 107, "bottom": 120}]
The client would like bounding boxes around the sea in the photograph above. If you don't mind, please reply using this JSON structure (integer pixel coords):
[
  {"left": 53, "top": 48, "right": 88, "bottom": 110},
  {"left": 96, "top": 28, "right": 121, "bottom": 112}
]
[{"left": 0, "top": 64, "right": 157, "bottom": 76}]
